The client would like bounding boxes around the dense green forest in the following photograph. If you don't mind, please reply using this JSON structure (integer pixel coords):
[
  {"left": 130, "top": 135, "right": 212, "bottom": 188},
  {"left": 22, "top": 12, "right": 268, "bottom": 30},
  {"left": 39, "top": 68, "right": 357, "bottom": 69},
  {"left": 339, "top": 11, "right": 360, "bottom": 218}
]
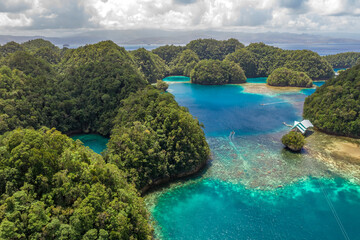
[
  {"left": 0, "top": 39, "right": 211, "bottom": 238},
  {"left": 152, "top": 40, "right": 334, "bottom": 80},
  {"left": 323, "top": 52, "right": 360, "bottom": 68},
  {"left": 106, "top": 86, "right": 210, "bottom": 190},
  {"left": 0, "top": 37, "right": 346, "bottom": 238},
  {"left": 0, "top": 128, "right": 152, "bottom": 239},
  {"left": 267, "top": 68, "right": 313, "bottom": 87},
  {"left": 186, "top": 38, "right": 244, "bottom": 60},
  {"left": 130, "top": 48, "right": 169, "bottom": 83},
  {"left": 245, "top": 43, "right": 334, "bottom": 79},
  {"left": 303, "top": 65, "right": 360, "bottom": 137},
  {"left": 190, "top": 59, "right": 246, "bottom": 85},
  {"left": 169, "top": 49, "right": 200, "bottom": 76}
]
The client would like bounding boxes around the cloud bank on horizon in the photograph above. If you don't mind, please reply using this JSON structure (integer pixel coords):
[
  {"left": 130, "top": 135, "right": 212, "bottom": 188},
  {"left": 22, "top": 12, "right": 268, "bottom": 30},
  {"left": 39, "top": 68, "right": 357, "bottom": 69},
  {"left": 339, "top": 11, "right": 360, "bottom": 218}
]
[{"left": 0, "top": 0, "right": 359, "bottom": 35}]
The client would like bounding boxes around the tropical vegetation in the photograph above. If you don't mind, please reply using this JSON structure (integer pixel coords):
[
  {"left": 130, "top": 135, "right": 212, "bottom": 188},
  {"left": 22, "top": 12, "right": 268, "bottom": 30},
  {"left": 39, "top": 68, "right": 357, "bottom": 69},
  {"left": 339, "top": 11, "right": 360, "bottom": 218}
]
[
  {"left": 267, "top": 67, "right": 313, "bottom": 87},
  {"left": 281, "top": 131, "right": 305, "bottom": 152},
  {"left": 190, "top": 59, "right": 246, "bottom": 85},
  {"left": 0, "top": 128, "right": 152, "bottom": 239},
  {"left": 0, "top": 39, "right": 211, "bottom": 238},
  {"left": 323, "top": 52, "right": 360, "bottom": 68},
  {"left": 303, "top": 65, "right": 360, "bottom": 137},
  {"left": 106, "top": 86, "right": 210, "bottom": 190}
]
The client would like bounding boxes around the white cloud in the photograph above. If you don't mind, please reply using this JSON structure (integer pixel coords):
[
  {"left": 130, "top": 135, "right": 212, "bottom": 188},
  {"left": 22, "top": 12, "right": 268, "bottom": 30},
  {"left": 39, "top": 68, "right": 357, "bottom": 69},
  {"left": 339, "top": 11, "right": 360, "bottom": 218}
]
[{"left": 0, "top": 0, "right": 359, "bottom": 35}]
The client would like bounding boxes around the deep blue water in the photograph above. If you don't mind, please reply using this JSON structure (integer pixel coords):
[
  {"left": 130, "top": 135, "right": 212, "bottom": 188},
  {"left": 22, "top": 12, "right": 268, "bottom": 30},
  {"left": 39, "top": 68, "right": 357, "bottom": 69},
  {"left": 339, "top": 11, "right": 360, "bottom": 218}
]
[
  {"left": 71, "top": 134, "right": 108, "bottom": 154},
  {"left": 168, "top": 82, "right": 298, "bottom": 136},
  {"left": 148, "top": 80, "right": 360, "bottom": 240}
]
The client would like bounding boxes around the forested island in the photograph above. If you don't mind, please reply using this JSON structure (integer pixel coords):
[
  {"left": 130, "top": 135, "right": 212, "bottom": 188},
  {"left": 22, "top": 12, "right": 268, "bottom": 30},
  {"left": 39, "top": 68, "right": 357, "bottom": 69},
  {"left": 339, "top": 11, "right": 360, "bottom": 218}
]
[
  {"left": 0, "top": 39, "right": 210, "bottom": 238},
  {"left": 152, "top": 39, "right": 334, "bottom": 85},
  {"left": 267, "top": 68, "right": 313, "bottom": 87},
  {"left": 304, "top": 65, "right": 360, "bottom": 138},
  {"left": 0, "top": 37, "right": 355, "bottom": 238},
  {"left": 323, "top": 52, "right": 360, "bottom": 68}
]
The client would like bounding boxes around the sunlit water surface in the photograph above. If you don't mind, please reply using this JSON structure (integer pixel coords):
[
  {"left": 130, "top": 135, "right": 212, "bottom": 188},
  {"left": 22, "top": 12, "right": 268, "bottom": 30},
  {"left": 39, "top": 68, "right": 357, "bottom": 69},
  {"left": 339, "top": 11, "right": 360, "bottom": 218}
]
[{"left": 149, "top": 76, "right": 360, "bottom": 240}]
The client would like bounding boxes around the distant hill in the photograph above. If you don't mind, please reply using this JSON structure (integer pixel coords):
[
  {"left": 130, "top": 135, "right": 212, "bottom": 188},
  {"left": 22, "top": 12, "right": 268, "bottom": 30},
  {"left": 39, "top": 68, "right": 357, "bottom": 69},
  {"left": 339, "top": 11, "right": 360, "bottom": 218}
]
[{"left": 1, "top": 30, "right": 360, "bottom": 47}]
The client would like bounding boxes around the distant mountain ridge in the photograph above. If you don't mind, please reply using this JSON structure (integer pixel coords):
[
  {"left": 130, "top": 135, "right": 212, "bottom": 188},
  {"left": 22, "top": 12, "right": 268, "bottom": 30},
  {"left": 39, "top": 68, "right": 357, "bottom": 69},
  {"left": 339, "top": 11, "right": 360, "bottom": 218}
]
[{"left": 1, "top": 30, "right": 360, "bottom": 47}]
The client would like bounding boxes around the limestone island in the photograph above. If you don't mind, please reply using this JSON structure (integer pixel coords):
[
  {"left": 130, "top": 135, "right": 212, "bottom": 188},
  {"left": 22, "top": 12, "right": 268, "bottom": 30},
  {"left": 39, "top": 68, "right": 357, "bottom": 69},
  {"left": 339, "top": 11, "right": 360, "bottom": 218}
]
[{"left": 267, "top": 67, "right": 313, "bottom": 88}]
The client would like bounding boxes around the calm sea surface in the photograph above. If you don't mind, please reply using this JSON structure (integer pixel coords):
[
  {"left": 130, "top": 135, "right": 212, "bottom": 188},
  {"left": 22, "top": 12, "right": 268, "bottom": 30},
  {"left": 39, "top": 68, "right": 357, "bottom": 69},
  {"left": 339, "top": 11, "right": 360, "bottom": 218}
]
[
  {"left": 147, "top": 77, "right": 360, "bottom": 240},
  {"left": 73, "top": 43, "right": 360, "bottom": 240}
]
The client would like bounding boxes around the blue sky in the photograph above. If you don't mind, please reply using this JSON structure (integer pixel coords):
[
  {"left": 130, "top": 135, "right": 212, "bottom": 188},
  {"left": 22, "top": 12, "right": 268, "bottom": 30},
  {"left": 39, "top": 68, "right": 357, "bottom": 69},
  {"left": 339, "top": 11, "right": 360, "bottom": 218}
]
[{"left": 0, "top": 0, "right": 359, "bottom": 37}]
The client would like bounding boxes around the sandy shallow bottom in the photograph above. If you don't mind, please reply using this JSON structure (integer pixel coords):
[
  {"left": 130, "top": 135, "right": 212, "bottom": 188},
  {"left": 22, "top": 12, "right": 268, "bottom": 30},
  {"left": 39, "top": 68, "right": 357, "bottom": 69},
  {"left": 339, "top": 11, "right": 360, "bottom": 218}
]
[
  {"left": 242, "top": 82, "right": 310, "bottom": 95},
  {"left": 306, "top": 131, "right": 360, "bottom": 183},
  {"left": 147, "top": 81, "right": 360, "bottom": 240}
]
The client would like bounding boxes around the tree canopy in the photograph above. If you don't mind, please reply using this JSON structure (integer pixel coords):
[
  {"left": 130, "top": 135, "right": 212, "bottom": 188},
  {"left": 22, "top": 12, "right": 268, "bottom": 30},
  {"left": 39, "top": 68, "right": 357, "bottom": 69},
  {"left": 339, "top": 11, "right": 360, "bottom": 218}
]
[
  {"left": 152, "top": 45, "right": 185, "bottom": 64},
  {"left": 224, "top": 48, "right": 258, "bottom": 78},
  {"left": 106, "top": 86, "right": 210, "bottom": 190},
  {"left": 323, "top": 52, "right": 360, "bottom": 68},
  {"left": 190, "top": 59, "right": 246, "bottom": 85},
  {"left": 245, "top": 43, "right": 334, "bottom": 79},
  {"left": 169, "top": 49, "right": 200, "bottom": 76},
  {"left": 281, "top": 131, "right": 305, "bottom": 152},
  {"left": 303, "top": 65, "right": 360, "bottom": 137},
  {"left": 0, "top": 128, "right": 152, "bottom": 239},
  {"left": 130, "top": 48, "right": 169, "bottom": 83},
  {"left": 186, "top": 38, "right": 244, "bottom": 60},
  {"left": 0, "top": 39, "right": 212, "bottom": 239},
  {"left": 267, "top": 67, "right": 313, "bottom": 87}
]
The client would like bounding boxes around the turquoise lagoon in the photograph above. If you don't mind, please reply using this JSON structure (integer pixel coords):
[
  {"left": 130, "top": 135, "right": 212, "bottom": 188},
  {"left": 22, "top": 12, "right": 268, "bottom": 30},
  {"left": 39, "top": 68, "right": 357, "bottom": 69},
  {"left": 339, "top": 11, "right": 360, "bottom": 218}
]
[
  {"left": 71, "top": 134, "right": 108, "bottom": 154},
  {"left": 147, "top": 77, "right": 360, "bottom": 240}
]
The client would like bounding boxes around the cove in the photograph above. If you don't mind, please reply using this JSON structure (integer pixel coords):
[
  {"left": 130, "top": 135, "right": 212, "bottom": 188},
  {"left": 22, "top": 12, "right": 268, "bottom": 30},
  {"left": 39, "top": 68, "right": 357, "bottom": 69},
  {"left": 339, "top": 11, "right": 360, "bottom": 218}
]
[
  {"left": 168, "top": 82, "right": 299, "bottom": 136},
  {"left": 147, "top": 80, "right": 360, "bottom": 240},
  {"left": 71, "top": 134, "right": 108, "bottom": 154}
]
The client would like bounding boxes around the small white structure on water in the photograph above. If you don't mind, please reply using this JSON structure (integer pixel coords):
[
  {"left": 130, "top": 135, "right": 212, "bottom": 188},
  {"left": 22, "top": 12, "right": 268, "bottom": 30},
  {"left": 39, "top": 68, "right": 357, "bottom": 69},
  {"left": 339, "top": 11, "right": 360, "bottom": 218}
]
[{"left": 292, "top": 120, "right": 313, "bottom": 134}]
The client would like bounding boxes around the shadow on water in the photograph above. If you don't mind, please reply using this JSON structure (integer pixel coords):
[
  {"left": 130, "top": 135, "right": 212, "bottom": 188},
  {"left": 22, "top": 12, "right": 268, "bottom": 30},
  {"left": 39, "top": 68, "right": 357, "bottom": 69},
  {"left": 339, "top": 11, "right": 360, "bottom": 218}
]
[
  {"left": 144, "top": 158, "right": 214, "bottom": 196},
  {"left": 147, "top": 81, "right": 360, "bottom": 240}
]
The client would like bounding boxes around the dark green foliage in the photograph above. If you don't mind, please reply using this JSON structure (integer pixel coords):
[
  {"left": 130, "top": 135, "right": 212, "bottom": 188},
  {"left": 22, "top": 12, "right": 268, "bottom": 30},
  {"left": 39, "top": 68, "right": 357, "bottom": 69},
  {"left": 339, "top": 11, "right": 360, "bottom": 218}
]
[
  {"left": 303, "top": 65, "right": 360, "bottom": 137},
  {"left": 267, "top": 67, "right": 313, "bottom": 87},
  {"left": 0, "top": 42, "right": 24, "bottom": 58},
  {"left": 0, "top": 128, "right": 152, "bottom": 239},
  {"left": 152, "top": 45, "right": 185, "bottom": 64},
  {"left": 0, "top": 39, "right": 212, "bottom": 238},
  {"left": 246, "top": 43, "right": 334, "bottom": 79},
  {"left": 0, "top": 41, "right": 147, "bottom": 136},
  {"left": 169, "top": 49, "right": 200, "bottom": 76},
  {"left": 4, "top": 51, "right": 54, "bottom": 77},
  {"left": 281, "top": 131, "right": 305, "bottom": 152},
  {"left": 190, "top": 59, "right": 246, "bottom": 85},
  {"left": 106, "top": 86, "right": 210, "bottom": 190},
  {"left": 186, "top": 38, "right": 244, "bottom": 60},
  {"left": 34, "top": 47, "right": 61, "bottom": 65},
  {"left": 21, "top": 39, "right": 59, "bottom": 53},
  {"left": 225, "top": 48, "right": 258, "bottom": 77},
  {"left": 56, "top": 41, "right": 148, "bottom": 135},
  {"left": 156, "top": 80, "right": 169, "bottom": 91},
  {"left": 0, "top": 66, "right": 44, "bottom": 133},
  {"left": 130, "top": 48, "right": 169, "bottom": 83},
  {"left": 323, "top": 52, "right": 360, "bottom": 68}
]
